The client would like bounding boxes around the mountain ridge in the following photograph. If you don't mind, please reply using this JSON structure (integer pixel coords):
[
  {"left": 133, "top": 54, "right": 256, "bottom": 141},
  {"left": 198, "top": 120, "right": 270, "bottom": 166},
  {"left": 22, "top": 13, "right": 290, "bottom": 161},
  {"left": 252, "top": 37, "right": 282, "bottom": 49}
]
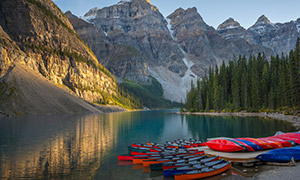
[
  {"left": 68, "top": 1, "right": 294, "bottom": 102},
  {"left": 0, "top": 0, "right": 132, "bottom": 115}
]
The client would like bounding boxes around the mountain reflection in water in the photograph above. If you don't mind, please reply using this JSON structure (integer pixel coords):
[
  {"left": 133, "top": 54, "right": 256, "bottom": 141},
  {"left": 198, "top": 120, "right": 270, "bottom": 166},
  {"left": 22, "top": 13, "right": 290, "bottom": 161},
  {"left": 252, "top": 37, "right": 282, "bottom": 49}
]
[{"left": 0, "top": 110, "right": 296, "bottom": 179}]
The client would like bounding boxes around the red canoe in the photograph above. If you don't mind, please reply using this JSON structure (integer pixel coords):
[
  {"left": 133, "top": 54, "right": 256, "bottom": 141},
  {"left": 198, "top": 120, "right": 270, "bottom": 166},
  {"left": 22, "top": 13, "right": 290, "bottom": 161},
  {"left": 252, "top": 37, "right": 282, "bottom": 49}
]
[
  {"left": 259, "top": 139, "right": 283, "bottom": 149},
  {"left": 273, "top": 133, "right": 300, "bottom": 144},
  {"left": 263, "top": 137, "right": 293, "bottom": 147},
  {"left": 237, "top": 138, "right": 272, "bottom": 150},
  {"left": 205, "top": 138, "right": 245, "bottom": 152}
]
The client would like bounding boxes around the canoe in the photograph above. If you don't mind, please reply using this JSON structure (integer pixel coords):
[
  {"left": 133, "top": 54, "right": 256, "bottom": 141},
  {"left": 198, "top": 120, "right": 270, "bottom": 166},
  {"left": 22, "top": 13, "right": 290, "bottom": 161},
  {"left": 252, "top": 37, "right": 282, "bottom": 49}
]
[
  {"left": 263, "top": 137, "right": 293, "bottom": 147},
  {"left": 259, "top": 139, "right": 283, "bottom": 149},
  {"left": 150, "top": 155, "right": 207, "bottom": 170},
  {"left": 273, "top": 133, "right": 300, "bottom": 144},
  {"left": 132, "top": 143, "right": 160, "bottom": 149},
  {"left": 142, "top": 153, "right": 204, "bottom": 167},
  {"left": 174, "top": 161, "right": 231, "bottom": 180},
  {"left": 118, "top": 155, "right": 151, "bottom": 161},
  {"left": 205, "top": 138, "right": 246, "bottom": 152},
  {"left": 163, "top": 159, "right": 224, "bottom": 177},
  {"left": 256, "top": 146, "right": 300, "bottom": 163},
  {"left": 162, "top": 156, "right": 219, "bottom": 171},
  {"left": 128, "top": 146, "right": 151, "bottom": 153},
  {"left": 233, "top": 139, "right": 255, "bottom": 151},
  {"left": 131, "top": 151, "right": 187, "bottom": 156},
  {"left": 235, "top": 139, "right": 263, "bottom": 151},
  {"left": 271, "top": 136, "right": 298, "bottom": 145},
  {"left": 119, "top": 153, "right": 178, "bottom": 161},
  {"left": 150, "top": 148, "right": 198, "bottom": 153},
  {"left": 237, "top": 138, "right": 272, "bottom": 150},
  {"left": 133, "top": 151, "right": 204, "bottom": 164}
]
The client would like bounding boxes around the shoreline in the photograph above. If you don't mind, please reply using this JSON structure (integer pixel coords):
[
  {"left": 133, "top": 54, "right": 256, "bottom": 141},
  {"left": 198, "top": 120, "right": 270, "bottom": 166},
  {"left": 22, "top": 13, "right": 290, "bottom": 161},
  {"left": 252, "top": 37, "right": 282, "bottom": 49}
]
[
  {"left": 179, "top": 111, "right": 300, "bottom": 180},
  {"left": 178, "top": 111, "right": 300, "bottom": 130}
]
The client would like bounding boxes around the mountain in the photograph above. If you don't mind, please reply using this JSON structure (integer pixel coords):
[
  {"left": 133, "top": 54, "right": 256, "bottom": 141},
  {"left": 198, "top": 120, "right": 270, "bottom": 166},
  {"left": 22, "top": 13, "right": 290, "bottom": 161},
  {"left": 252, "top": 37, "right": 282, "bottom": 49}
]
[
  {"left": 218, "top": 15, "right": 300, "bottom": 55},
  {"left": 67, "top": 1, "right": 274, "bottom": 102},
  {"left": 0, "top": 0, "right": 127, "bottom": 116},
  {"left": 217, "top": 18, "right": 253, "bottom": 42},
  {"left": 167, "top": 8, "right": 272, "bottom": 72},
  {"left": 66, "top": 0, "right": 298, "bottom": 103},
  {"left": 68, "top": 0, "right": 194, "bottom": 102}
]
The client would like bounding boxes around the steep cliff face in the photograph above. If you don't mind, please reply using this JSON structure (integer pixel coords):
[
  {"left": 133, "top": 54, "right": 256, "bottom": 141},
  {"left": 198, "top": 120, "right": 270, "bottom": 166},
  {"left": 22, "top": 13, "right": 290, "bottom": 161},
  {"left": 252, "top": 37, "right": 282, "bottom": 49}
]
[
  {"left": 65, "top": 11, "right": 151, "bottom": 84},
  {"left": 0, "top": 0, "right": 120, "bottom": 115},
  {"left": 72, "top": 0, "right": 200, "bottom": 102}
]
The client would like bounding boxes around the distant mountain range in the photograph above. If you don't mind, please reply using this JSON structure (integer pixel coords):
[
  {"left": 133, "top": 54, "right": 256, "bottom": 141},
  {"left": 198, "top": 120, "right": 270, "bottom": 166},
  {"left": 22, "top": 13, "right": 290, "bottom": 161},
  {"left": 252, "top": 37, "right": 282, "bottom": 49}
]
[
  {"left": 65, "top": 0, "right": 299, "bottom": 102},
  {"left": 1, "top": 0, "right": 299, "bottom": 116}
]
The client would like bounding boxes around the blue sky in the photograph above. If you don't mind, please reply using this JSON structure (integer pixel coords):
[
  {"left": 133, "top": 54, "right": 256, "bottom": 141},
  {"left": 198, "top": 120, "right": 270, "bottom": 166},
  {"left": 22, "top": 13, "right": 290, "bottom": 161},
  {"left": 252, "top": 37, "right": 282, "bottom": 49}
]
[{"left": 54, "top": 0, "right": 300, "bottom": 29}]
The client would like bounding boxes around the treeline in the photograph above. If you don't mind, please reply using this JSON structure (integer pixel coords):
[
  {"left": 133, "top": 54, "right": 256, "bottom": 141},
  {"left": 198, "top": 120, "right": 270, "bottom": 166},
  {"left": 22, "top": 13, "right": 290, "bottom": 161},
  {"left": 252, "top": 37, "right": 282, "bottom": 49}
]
[
  {"left": 120, "top": 78, "right": 180, "bottom": 108},
  {"left": 185, "top": 38, "right": 300, "bottom": 113},
  {"left": 113, "top": 87, "right": 142, "bottom": 109}
]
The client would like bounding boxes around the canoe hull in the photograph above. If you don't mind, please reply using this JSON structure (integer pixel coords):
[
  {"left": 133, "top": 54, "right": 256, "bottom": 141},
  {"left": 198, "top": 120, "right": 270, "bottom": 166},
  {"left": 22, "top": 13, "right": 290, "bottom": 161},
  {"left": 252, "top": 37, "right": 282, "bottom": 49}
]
[
  {"left": 205, "top": 139, "right": 245, "bottom": 152},
  {"left": 256, "top": 146, "right": 300, "bottom": 163},
  {"left": 174, "top": 163, "right": 231, "bottom": 180}
]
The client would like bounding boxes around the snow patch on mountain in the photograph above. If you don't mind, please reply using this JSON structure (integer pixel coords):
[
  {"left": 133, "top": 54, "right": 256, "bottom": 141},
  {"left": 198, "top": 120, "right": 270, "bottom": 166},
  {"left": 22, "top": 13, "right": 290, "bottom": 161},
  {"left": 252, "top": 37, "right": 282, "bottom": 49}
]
[
  {"left": 81, "top": 15, "right": 96, "bottom": 23},
  {"left": 223, "top": 25, "right": 238, "bottom": 30},
  {"left": 297, "top": 24, "right": 300, "bottom": 33},
  {"left": 165, "top": 18, "right": 175, "bottom": 40},
  {"left": 249, "top": 25, "right": 266, "bottom": 35},
  {"left": 118, "top": 0, "right": 132, "bottom": 5},
  {"left": 148, "top": 48, "right": 198, "bottom": 102}
]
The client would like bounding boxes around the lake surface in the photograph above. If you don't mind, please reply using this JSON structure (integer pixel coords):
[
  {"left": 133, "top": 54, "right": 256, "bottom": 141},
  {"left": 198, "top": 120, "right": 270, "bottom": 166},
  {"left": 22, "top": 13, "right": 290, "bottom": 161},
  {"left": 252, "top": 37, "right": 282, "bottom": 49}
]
[{"left": 0, "top": 110, "right": 296, "bottom": 180}]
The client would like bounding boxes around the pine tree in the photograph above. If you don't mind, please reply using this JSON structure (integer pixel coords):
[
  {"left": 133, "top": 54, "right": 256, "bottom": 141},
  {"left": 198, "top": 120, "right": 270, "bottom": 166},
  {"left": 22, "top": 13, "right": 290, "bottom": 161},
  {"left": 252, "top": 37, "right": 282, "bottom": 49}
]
[
  {"left": 232, "top": 61, "right": 240, "bottom": 109},
  {"left": 251, "top": 56, "right": 260, "bottom": 110},
  {"left": 289, "top": 50, "right": 300, "bottom": 107},
  {"left": 262, "top": 62, "right": 270, "bottom": 108},
  {"left": 213, "top": 65, "right": 220, "bottom": 111}
]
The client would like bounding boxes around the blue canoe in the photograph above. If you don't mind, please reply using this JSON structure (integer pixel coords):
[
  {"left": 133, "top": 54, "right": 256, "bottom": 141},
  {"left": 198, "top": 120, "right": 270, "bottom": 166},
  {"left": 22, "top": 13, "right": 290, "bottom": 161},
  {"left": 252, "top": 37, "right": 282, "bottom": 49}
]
[
  {"left": 235, "top": 138, "right": 263, "bottom": 151},
  {"left": 163, "top": 159, "right": 225, "bottom": 177},
  {"left": 256, "top": 146, "right": 300, "bottom": 163}
]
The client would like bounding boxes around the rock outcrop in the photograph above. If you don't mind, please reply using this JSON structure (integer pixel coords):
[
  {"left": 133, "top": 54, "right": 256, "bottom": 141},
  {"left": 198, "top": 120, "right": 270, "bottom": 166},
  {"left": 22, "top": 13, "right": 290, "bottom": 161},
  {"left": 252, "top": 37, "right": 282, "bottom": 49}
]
[
  {"left": 0, "top": 0, "right": 121, "bottom": 115},
  {"left": 248, "top": 15, "right": 300, "bottom": 55},
  {"left": 217, "top": 18, "right": 252, "bottom": 42},
  {"left": 217, "top": 15, "right": 300, "bottom": 55},
  {"left": 69, "top": 0, "right": 199, "bottom": 102}
]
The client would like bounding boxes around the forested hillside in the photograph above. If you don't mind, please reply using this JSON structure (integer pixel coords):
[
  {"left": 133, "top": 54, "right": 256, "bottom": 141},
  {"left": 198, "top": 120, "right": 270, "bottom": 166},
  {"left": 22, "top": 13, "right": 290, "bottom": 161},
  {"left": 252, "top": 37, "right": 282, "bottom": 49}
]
[{"left": 185, "top": 38, "right": 300, "bottom": 114}]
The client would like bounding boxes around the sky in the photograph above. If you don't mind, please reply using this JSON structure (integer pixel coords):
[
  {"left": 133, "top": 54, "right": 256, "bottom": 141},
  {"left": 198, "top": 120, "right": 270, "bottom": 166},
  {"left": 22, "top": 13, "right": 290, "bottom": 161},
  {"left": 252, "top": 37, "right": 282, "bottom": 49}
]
[{"left": 53, "top": 0, "right": 300, "bottom": 29}]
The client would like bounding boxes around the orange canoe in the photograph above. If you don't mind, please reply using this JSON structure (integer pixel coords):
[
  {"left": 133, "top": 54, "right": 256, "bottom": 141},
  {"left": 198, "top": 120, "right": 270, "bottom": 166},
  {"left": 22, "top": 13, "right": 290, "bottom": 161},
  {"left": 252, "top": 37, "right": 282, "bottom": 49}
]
[
  {"left": 142, "top": 153, "right": 204, "bottom": 167},
  {"left": 174, "top": 161, "right": 231, "bottom": 180}
]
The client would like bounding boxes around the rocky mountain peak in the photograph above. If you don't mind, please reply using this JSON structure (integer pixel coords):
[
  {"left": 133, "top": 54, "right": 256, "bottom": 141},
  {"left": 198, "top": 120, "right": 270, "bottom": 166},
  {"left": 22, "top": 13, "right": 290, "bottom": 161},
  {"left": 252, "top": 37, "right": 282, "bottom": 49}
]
[
  {"left": 119, "top": 0, "right": 151, "bottom": 4},
  {"left": 167, "top": 7, "right": 211, "bottom": 32},
  {"left": 217, "top": 18, "right": 242, "bottom": 30},
  {"left": 254, "top": 15, "right": 271, "bottom": 26}
]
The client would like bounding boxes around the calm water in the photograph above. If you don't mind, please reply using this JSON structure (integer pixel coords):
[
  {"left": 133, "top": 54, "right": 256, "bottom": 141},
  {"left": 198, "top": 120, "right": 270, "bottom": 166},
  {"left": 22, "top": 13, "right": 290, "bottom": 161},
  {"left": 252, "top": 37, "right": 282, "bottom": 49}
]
[{"left": 0, "top": 110, "right": 296, "bottom": 180}]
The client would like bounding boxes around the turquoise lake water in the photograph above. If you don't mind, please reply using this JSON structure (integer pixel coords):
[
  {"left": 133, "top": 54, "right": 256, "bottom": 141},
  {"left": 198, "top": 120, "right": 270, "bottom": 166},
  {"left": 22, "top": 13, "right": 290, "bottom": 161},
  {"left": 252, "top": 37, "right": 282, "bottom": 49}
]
[{"left": 0, "top": 110, "right": 296, "bottom": 179}]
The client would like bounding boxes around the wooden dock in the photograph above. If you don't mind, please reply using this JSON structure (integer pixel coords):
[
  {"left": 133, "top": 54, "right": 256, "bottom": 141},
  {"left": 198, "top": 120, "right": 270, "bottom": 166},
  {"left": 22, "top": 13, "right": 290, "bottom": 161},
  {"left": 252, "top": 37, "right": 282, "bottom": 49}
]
[{"left": 194, "top": 146, "right": 270, "bottom": 163}]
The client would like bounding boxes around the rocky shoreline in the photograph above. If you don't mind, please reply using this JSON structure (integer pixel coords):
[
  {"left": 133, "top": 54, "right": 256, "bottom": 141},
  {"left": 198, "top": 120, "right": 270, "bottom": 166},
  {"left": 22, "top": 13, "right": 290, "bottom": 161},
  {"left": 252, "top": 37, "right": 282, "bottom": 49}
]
[
  {"left": 178, "top": 111, "right": 300, "bottom": 180},
  {"left": 178, "top": 112, "right": 300, "bottom": 130}
]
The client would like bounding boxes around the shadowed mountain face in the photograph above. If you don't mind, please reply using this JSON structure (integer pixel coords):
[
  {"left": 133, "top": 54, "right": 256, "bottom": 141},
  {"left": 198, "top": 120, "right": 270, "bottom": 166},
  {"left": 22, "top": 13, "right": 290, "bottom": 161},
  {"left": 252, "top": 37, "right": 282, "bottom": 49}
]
[
  {"left": 0, "top": 0, "right": 119, "bottom": 115},
  {"left": 67, "top": 0, "right": 195, "bottom": 102},
  {"left": 67, "top": 1, "right": 282, "bottom": 102},
  {"left": 218, "top": 15, "right": 300, "bottom": 55}
]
